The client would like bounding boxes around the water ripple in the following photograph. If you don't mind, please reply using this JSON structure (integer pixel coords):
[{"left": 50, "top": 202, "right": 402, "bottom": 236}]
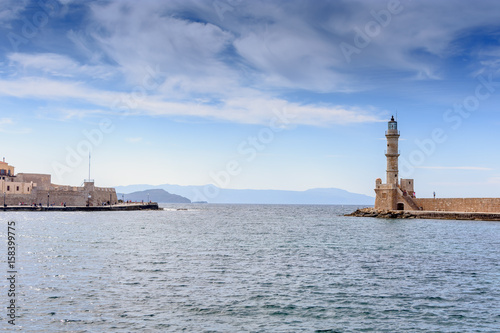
[{"left": 6, "top": 205, "right": 500, "bottom": 332}]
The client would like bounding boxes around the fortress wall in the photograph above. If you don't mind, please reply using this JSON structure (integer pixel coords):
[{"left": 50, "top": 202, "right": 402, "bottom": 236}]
[
  {"left": 3, "top": 184, "right": 118, "bottom": 207},
  {"left": 16, "top": 173, "right": 51, "bottom": 190},
  {"left": 3, "top": 193, "right": 36, "bottom": 206},
  {"left": 36, "top": 188, "right": 117, "bottom": 206},
  {"left": 6, "top": 194, "right": 81, "bottom": 206},
  {"left": 52, "top": 185, "right": 81, "bottom": 191},
  {"left": 91, "top": 188, "right": 118, "bottom": 205},
  {"left": 35, "top": 189, "right": 87, "bottom": 206},
  {"left": 414, "top": 198, "right": 500, "bottom": 213}
]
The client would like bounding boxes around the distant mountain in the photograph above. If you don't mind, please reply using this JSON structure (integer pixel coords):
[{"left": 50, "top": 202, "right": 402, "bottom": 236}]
[
  {"left": 117, "top": 189, "right": 191, "bottom": 203},
  {"left": 114, "top": 184, "right": 374, "bottom": 205}
]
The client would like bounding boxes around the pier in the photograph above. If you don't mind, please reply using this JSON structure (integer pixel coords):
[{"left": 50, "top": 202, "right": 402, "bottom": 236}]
[{"left": 1, "top": 202, "right": 159, "bottom": 212}]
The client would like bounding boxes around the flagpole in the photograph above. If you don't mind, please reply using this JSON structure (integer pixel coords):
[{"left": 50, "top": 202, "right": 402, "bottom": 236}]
[{"left": 89, "top": 152, "right": 91, "bottom": 181}]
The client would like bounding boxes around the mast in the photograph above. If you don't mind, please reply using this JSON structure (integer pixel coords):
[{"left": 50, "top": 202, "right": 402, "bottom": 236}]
[{"left": 88, "top": 152, "right": 91, "bottom": 181}]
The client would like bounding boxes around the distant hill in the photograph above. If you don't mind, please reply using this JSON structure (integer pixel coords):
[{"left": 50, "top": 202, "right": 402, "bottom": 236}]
[
  {"left": 114, "top": 184, "right": 374, "bottom": 205},
  {"left": 117, "top": 189, "right": 191, "bottom": 203}
]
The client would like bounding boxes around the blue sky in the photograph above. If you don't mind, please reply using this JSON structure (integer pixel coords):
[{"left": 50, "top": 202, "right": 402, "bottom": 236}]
[{"left": 1, "top": 0, "right": 500, "bottom": 198}]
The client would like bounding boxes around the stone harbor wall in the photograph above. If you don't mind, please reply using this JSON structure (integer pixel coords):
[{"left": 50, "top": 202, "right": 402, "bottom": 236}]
[
  {"left": 90, "top": 187, "right": 118, "bottom": 206},
  {"left": 3, "top": 184, "right": 118, "bottom": 207},
  {"left": 35, "top": 189, "right": 88, "bottom": 206},
  {"left": 413, "top": 198, "right": 500, "bottom": 213},
  {"left": 2, "top": 193, "right": 36, "bottom": 206}
]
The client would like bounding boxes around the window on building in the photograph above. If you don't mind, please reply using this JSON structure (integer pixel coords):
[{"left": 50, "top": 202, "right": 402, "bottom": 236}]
[
  {"left": 16, "top": 186, "right": 19, "bottom": 191},
  {"left": 7, "top": 186, "right": 10, "bottom": 191}
]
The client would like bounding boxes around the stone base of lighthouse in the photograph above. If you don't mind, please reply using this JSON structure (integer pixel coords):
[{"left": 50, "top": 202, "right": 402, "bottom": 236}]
[
  {"left": 374, "top": 178, "right": 418, "bottom": 211},
  {"left": 374, "top": 186, "right": 398, "bottom": 211}
]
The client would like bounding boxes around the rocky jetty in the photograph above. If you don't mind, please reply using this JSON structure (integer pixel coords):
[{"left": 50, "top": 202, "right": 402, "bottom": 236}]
[
  {"left": 345, "top": 207, "right": 500, "bottom": 221},
  {"left": 345, "top": 208, "right": 417, "bottom": 219}
]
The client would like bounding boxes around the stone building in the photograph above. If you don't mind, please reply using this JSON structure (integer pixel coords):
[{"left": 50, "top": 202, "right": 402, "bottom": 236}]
[
  {"left": 374, "top": 117, "right": 500, "bottom": 212},
  {"left": 1, "top": 159, "right": 117, "bottom": 206}
]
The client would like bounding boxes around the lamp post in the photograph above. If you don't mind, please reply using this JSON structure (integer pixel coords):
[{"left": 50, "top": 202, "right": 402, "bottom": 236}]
[
  {"left": 3, "top": 192, "right": 5, "bottom": 208},
  {"left": 122, "top": 194, "right": 124, "bottom": 203},
  {"left": 148, "top": 193, "right": 150, "bottom": 203},
  {"left": 47, "top": 193, "right": 49, "bottom": 208}
]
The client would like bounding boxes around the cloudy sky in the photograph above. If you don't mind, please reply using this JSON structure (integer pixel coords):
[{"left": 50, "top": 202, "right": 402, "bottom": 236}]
[{"left": 1, "top": 0, "right": 500, "bottom": 198}]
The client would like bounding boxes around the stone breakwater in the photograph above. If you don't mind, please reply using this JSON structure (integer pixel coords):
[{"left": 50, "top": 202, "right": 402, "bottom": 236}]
[
  {"left": 346, "top": 208, "right": 417, "bottom": 219},
  {"left": 346, "top": 208, "right": 500, "bottom": 221}
]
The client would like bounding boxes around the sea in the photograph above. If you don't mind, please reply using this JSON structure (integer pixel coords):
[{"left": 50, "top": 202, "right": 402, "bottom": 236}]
[{"left": 1, "top": 204, "right": 499, "bottom": 332}]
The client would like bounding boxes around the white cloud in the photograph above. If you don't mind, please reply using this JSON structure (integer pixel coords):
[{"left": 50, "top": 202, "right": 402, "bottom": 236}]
[
  {"left": 0, "top": 118, "right": 13, "bottom": 126},
  {"left": 232, "top": 21, "right": 348, "bottom": 91},
  {"left": 87, "top": 1, "right": 234, "bottom": 86},
  {"left": 0, "top": 117, "right": 31, "bottom": 134},
  {"left": 0, "top": 0, "right": 28, "bottom": 26},
  {"left": 126, "top": 137, "right": 143, "bottom": 143},
  {"left": 8, "top": 53, "right": 117, "bottom": 79},
  {"left": 78, "top": 0, "right": 500, "bottom": 95},
  {"left": 487, "top": 177, "right": 500, "bottom": 184},
  {"left": 0, "top": 77, "right": 384, "bottom": 126},
  {"left": 2, "top": 0, "right": 499, "bottom": 128},
  {"left": 41, "top": 108, "right": 109, "bottom": 121},
  {"left": 416, "top": 166, "right": 493, "bottom": 171}
]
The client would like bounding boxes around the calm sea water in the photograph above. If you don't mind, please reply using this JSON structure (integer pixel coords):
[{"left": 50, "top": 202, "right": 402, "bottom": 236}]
[{"left": 2, "top": 204, "right": 499, "bottom": 332}]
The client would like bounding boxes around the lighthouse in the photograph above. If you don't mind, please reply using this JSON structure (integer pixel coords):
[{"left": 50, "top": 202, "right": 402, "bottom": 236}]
[
  {"left": 385, "top": 116, "right": 399, "bottom": 185},
  {"left": 375, "top": 116, "right": 416, "bottom": 210},
  {"left": 367, "top": 115, "right": 500, "bottom": 215}
]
